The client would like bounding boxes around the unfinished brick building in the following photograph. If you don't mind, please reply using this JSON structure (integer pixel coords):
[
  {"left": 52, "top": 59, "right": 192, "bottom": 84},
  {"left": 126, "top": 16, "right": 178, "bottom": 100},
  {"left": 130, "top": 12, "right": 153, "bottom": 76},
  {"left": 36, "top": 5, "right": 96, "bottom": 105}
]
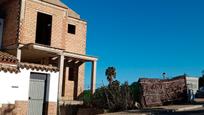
[{"left": 0, "top": 0, "right": 97, "bottom": 114}]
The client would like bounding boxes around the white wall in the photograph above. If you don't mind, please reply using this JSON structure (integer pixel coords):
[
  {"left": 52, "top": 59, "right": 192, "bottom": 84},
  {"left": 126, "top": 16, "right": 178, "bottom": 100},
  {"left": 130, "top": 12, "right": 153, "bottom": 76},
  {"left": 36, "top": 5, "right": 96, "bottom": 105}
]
[
  {"left": 186, "top": 77, "right": 199, "bottom": 94},
  {"left": 0, "top": 68, "right": 59, "bottom": 104}
]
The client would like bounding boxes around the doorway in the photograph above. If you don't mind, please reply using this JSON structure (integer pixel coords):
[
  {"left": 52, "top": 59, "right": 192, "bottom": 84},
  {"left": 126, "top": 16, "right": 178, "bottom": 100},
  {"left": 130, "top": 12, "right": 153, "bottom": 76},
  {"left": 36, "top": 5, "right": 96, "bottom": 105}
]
[{"left": 28, "top": 73, "right": 50, "bottom": 115}]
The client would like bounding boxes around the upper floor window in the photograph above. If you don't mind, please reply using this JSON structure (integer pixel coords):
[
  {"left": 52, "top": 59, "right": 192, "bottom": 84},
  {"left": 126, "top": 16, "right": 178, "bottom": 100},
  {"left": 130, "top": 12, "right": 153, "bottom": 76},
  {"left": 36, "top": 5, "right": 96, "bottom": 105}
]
[
  {"left": 68, "top": 24, "right": 76, "bottom": 34},
  {"left": 35, "top": 12, "right": 52, "bottom": 46}
]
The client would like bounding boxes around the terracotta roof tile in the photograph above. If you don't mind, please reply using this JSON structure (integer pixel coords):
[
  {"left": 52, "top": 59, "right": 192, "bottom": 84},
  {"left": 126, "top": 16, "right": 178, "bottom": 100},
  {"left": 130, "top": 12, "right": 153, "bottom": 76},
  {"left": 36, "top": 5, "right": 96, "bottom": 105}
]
[
  {"left": 0, "top": 64, "right": 19, "bottom": 73},
  {"left": 0, "top": 51, "right": 18, "bottom": 64},
  {"left": 19, "top": 63, "right": 59, "bottom": 72},
  {"left": 0, "top": 51, "right": 59, "bottom": 73}
]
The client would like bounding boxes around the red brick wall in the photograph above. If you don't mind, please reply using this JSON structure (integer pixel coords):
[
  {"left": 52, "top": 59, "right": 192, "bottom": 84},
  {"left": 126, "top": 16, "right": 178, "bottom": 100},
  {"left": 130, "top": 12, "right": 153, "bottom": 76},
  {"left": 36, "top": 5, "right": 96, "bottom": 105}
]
[
  {"left": 46, "top": 102, "right": 57, "bottom": 115},
  {"left": 0, "top": 0, "right": 20, "bottom": 48},
  {"left": 15, "top": 101, "right": 28, "bottom": 115},
  {"left": 20, "top": 0, "right": 66, "bottom": 48},
  {"left": 63, "top": 17, "right": 87, "bottom": 54},
  {"left": 20, "top": 0, "right": 87, "bottom": 54}
]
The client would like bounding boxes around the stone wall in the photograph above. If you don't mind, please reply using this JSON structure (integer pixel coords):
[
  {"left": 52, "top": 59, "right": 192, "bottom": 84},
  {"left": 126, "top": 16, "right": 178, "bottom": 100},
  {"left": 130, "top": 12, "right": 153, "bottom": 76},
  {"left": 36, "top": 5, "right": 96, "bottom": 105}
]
[
  {"left": 139, "top": 76, "right": 188, "bottom": 107},
  {"left": 0, "top": 101, "right": 28, "bottom": 115},
  {"left": 0, "top": 101, "right": 57, "bottom": 115}
]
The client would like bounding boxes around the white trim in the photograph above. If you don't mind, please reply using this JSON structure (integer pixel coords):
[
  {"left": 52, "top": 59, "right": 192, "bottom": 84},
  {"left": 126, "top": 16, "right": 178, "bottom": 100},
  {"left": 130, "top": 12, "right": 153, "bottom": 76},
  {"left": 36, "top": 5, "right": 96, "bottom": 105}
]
[{"left": 20, "top": 0, "right": 26, "bottom": 20}]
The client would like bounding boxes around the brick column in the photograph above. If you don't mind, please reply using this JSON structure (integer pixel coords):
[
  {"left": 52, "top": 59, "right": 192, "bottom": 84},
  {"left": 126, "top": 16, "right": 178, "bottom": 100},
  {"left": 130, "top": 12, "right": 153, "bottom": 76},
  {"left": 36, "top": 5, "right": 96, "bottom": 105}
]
[{"left": 91, "top": 61, "right": 97, "bottom": 94}]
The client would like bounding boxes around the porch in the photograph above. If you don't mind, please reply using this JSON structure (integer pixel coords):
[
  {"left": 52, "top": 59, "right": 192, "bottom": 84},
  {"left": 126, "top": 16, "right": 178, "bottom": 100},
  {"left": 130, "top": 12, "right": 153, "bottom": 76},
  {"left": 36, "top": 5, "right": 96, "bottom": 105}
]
[{"left": 7, "top": 43, "right": 97, "bottom": 102}]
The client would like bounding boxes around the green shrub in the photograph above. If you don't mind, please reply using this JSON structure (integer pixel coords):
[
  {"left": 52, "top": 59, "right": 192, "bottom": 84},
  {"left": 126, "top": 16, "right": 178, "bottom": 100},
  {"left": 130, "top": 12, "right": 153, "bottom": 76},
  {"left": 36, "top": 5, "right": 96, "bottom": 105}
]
[
  {"left": 129, "top": 82, "right": 140, "bottom": 102},
  {"left": 92, "top": 81, "right": 134, "bottom": 112}
]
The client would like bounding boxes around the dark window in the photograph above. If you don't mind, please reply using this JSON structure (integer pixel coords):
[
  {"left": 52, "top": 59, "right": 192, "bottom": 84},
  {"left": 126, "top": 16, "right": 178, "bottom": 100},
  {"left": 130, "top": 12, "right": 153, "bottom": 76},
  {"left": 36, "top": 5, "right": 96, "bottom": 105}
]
[
  {"left": 68, "top": 24, "right": 76, "bottom": 34},
  {"left": 35, "top": 12, "right": 52, "bottom": 46},
  {"left": 69, "top": 67, "right": 75, "bottom": 81}
]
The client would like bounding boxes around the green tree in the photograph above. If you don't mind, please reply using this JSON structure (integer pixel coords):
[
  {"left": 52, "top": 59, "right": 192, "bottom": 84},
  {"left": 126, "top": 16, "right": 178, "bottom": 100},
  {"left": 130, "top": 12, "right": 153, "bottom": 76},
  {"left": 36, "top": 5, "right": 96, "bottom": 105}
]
[
  {"left": 129, "top": 82, "right": 140, "bottom": 102},
  {"left": 105, "top": 67, "right": 116, "bottom": 85},
  {"left": 199, "top": 70, "right": 204, "bottom": 88}
]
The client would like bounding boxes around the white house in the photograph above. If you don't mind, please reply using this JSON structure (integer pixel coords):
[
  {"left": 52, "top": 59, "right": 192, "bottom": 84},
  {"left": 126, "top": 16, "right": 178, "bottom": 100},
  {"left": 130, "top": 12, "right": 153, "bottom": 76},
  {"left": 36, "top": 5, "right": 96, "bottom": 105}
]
[{"left": 0, "top": 51, "right": 59, "bottom": 115}]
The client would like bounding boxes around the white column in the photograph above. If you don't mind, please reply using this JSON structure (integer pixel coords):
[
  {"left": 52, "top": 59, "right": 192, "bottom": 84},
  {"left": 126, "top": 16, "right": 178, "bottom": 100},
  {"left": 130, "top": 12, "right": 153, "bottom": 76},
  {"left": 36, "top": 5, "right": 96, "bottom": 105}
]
[
  {"left": 17, "top": 48, "right": 21, "bottom": 62},
  {"left": 58, "top": 55, "right": 64, "bottom": 99},
  {"left": 91, "top": 61, "right": 97, "bottom": 94}
]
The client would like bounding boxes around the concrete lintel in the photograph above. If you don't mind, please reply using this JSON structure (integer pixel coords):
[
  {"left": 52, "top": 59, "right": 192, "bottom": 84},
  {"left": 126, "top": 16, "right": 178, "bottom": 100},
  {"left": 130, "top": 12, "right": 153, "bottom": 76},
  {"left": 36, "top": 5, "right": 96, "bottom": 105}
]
[
  {"left": 63, "top": 52, "right": 98, "bottom": 62},
  {"left": 28, "top": 44, "right": 63, "bottom": 55}
]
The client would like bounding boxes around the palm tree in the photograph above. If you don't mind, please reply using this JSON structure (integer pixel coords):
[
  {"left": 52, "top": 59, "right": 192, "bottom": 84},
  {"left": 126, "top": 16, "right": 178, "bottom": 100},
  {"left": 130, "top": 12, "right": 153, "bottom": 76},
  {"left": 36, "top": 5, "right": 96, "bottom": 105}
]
[
  {"left": 162, "top": 72, "right": 166, "bottom": 79},
  {"left": 105, "top": 67, "right": 116, "bottom": 85}
]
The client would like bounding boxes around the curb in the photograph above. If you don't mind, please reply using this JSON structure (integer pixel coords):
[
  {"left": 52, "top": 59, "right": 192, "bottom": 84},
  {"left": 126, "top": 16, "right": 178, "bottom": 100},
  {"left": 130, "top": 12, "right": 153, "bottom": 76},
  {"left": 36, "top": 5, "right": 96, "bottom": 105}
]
[{"left": 175, "top": 105, "right": 204, "bottom": 111}]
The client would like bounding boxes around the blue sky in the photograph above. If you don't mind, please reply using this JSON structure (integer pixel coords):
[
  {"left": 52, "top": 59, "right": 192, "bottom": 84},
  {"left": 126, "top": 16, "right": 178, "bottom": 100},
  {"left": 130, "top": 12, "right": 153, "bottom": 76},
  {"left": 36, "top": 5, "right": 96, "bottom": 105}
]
[{"left": 62, "top": 0, "right": 204, "bottom": 88}]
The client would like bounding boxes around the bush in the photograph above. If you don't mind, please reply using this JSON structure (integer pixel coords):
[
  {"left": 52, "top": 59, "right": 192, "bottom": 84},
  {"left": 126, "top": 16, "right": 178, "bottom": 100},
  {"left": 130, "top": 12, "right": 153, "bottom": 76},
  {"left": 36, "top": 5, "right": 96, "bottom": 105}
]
[
  {"left": 92, "top": 86, "right": 108, "bottom": 109},
  {"left": 129, "top": 82, "right": 140, "bottom": 102},
  {"left": 92, "top": 81, "right": 134, "bottom": 112}
]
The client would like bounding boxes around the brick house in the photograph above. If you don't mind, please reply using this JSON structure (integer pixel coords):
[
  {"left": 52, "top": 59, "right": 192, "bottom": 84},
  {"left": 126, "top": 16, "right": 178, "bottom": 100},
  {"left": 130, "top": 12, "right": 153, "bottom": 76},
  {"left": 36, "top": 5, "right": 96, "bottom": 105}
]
[{"left": 0, "top": 0, "right": 97, "bottom": 115}]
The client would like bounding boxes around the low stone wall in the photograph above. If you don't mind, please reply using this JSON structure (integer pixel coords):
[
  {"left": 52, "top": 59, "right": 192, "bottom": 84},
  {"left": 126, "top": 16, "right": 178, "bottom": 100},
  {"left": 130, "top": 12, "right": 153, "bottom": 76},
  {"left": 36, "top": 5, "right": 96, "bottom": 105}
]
[
  {"left": 139, "top": 76, "right": 188, "bottom": 107},
  {"left": 0, "top": 101, "right": 28, "bottom": 115},
  {"left": 0, "top": 101, "right": 57, "bottom": 115},
  {"left": 0, "top": 104, "right": 15, "bottom": 115}
]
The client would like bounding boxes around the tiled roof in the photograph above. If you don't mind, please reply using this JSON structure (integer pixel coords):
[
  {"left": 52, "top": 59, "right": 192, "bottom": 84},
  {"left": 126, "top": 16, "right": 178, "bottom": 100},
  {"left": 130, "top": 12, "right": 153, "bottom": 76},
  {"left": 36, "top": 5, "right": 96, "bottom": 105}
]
[
  {"left": 19, "top": 63, "right": 59, "bottom": 72},
  {"left": 0, "top": 51, "right": 59, "bottom": 73},
  {"left": 0, "top": 64, "right": 19, "bottom": 73},
  {"left": 0, "top": 51, "right": 18, "bottom": 64},
  {"left": 41, "top": 0, "right": 68, "bottom": 8}
]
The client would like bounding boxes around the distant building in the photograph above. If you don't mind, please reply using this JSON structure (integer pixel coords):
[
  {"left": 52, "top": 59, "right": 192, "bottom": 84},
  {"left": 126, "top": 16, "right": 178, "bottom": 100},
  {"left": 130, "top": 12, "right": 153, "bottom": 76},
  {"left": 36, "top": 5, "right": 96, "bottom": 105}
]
[{"left": 186, "top": 77, "right": 199, "bottom": 94}]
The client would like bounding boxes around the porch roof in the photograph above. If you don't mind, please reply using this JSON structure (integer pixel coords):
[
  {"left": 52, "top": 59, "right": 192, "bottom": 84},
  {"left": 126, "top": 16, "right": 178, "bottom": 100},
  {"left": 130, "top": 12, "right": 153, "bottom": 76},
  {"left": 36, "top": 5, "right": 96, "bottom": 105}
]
[
  {"left": 0, "top": 51, "right": 59, "bottom": 73},
  {"left": 23, "top": 43, "right": 98, "bottom": 62}
]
